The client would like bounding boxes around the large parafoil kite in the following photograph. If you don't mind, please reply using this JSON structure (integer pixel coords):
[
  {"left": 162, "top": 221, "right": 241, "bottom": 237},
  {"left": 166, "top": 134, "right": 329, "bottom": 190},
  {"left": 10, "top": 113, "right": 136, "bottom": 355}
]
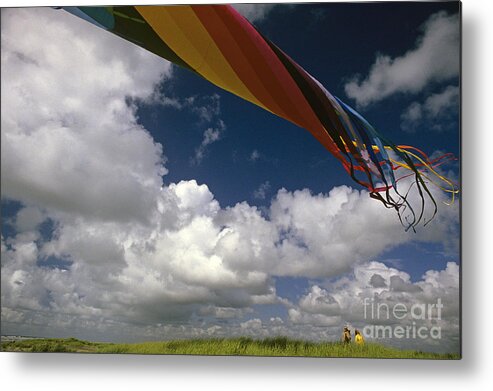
[{"left": 60, "top": 5, "right": 457, "bottom": 231}]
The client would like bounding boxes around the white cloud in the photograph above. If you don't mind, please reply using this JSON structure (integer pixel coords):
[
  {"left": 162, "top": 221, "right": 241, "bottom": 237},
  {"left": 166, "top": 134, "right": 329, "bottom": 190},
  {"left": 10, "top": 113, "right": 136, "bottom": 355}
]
[
  {"left": 425, "top": 85, "right": 460, "bottom": 117},
  {"left": 179, "top": 94, "right": 227, "bottom": 165},
  {"left": 232, "top": 4, "right": 278, "bottom": 23},
  {"left": 249, "top": 149, "right": 261, "bottom": 162},
  {"left": 253, "top": 181, "right": 271, "bottom": 200},
  {"left": 344, "top": 11, "right": 459, "bottom": 107},
  {"left": 1, "top": 8, "right": 171, "bottom": 223},
  {"left": 268, "top": 182, "right": 459, "bottom": 278},
  {"left": 199, "top": 305, "right": 251, "bottom": 319},
  {"left": 298, "top": 285, "right": 341, "bottom": 315},
  {"left": 401, "top": 85, "right": 459, "bottom": 132},
  {"left": 14, "top": 206, "right": 45, "bottom": 233},
  {"left": 190, "top": 93, "right": 221, "bottom": 123},
  {"left": 288, "top": 308, "right": 341, "bottom": 327},
  {"left": 191, "top": 120, "right": 226, "bottom": 165},
  {"left": 240, "top": 318, "right": 262, "bottom": 330},
  {"left": 402, "top": 102, "right": 423, "bottom": 123}
]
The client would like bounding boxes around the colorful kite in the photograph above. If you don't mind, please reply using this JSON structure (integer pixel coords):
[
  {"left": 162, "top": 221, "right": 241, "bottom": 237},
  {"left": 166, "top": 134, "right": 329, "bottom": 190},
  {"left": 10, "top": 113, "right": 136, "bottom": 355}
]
[{"left": 60, "top": 5, "right": 458, "bottom": 231}]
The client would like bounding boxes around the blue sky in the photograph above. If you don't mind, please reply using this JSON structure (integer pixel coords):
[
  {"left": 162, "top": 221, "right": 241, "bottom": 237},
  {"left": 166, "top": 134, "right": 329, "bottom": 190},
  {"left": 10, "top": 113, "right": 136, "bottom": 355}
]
[{"left": 1, "top": 3, "right": 460, "bottom": 353}]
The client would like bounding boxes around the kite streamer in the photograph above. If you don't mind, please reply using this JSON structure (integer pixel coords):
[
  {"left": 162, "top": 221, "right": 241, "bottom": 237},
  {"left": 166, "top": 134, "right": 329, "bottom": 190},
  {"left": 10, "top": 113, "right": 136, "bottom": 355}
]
[{"left": 61, "top": 5, "right": 458, "bottom": 231}]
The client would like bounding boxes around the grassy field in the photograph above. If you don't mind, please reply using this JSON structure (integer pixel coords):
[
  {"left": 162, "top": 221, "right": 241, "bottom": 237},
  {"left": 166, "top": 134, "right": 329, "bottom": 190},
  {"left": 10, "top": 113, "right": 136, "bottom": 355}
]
[{"left": 0, "top": 336, "right": 460, "bottom": 359}]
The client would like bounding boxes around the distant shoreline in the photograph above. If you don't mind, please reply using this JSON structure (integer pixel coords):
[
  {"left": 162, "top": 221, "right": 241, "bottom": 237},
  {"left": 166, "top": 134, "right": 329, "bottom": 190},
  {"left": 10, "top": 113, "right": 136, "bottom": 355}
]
[{"left": 1, "top": 335, "right": 46, "bottom": 342}]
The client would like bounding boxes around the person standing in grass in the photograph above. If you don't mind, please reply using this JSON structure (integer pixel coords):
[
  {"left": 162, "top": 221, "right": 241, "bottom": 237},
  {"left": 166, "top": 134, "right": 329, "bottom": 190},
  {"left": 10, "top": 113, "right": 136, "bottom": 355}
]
[
  {"left": 355, "top": 329, "right": 364, "bottom": 345},
  {"left": 341, "top": 326, "right": 351, "bottom": 343}
]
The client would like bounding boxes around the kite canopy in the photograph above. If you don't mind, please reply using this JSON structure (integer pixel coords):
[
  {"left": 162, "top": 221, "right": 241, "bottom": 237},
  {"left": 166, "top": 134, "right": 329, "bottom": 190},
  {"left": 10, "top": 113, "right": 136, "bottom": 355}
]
[{"left": 61, "top": 5, "right": 458, "bottom": 231}]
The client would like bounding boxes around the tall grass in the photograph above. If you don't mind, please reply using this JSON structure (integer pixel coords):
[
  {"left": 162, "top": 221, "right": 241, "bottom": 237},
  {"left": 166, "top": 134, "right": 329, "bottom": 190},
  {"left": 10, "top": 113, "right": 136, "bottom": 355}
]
[{"left": 0, "top": 336, "right": 460, "bottom": 359}]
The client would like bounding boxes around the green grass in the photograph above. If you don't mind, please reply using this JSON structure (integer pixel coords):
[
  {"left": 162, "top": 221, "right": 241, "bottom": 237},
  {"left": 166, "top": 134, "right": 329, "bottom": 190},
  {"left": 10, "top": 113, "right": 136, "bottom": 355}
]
[{"left": 0, "top": 336, "right": 460, "bottom": 359}]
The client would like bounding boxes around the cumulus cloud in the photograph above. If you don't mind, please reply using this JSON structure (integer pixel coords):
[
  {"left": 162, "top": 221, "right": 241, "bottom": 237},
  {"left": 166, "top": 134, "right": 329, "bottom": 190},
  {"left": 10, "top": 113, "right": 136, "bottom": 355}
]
[
  {"left": 1, "top": 8, "right": 171, "bottom": 223},
  {"left": 268, "top": 182, "right": 459, "bottom": 278},
  {"left": 344, "top": 11, "right": 459, "bottom": 107},
  {"left": 401, "top": 85, "right": 459, "bottom": 132}
]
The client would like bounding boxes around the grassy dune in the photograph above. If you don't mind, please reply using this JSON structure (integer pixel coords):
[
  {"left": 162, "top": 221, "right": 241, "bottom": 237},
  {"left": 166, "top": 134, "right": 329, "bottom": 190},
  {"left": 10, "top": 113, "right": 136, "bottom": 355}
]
[{"left": 0, "top": 336, "right": 460, "bottom": 359}]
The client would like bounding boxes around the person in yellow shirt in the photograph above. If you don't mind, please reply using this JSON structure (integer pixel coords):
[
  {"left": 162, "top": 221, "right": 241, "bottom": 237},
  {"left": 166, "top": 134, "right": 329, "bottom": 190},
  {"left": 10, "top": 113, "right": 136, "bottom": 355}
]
[{"left": 354, "top": 329, "right": 364, "bottom": 345}]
